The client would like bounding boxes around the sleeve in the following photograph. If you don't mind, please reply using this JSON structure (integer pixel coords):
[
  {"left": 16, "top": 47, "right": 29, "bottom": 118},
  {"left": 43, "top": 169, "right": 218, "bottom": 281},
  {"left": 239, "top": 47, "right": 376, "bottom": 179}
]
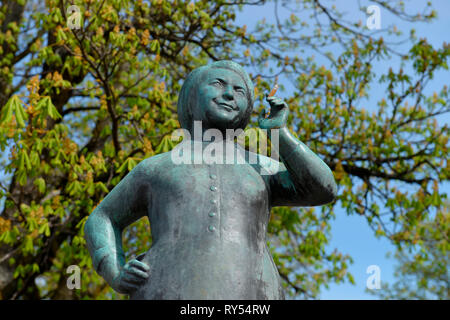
[{"left": 259, "top": 141, "right": 337, "bottom": 208}]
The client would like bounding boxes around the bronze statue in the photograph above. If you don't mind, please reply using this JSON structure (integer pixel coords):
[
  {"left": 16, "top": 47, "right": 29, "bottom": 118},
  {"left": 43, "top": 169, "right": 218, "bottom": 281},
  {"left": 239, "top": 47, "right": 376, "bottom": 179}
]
[{"left": 84, "top": 60, "right": 337, "bottom": 299}]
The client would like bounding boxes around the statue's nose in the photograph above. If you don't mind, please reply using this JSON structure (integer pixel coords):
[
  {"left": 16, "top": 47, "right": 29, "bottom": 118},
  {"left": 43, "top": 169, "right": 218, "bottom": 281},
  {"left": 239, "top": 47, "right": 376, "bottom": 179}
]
[{"left": 223, "top": 86, "right": 234, "bottom": 100}]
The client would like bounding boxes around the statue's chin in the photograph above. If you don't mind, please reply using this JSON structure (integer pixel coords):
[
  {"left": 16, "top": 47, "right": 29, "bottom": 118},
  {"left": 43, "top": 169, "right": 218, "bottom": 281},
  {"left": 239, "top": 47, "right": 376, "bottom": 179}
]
[{"left": 204, "top": 111, "right": 242, "bottom": 132}]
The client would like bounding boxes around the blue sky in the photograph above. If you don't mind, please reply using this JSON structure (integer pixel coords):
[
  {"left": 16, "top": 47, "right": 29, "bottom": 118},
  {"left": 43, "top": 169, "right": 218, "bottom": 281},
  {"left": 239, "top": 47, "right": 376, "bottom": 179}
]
[{"left": 235, "top": 0, "right": 450, "bottom": 299}]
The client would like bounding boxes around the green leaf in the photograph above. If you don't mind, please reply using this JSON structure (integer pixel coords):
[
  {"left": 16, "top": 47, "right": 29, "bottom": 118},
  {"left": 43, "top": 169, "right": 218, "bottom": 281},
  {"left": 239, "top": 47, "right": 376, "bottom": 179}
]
[
  {"left": 17, "top": 170, "right": 27, "bottom": 186},
  {"left": 116, "top": 157, "right": 139, "bottom": 173},
  {"left": 0, "top": 95, "right": 28, "bottom": 127},
  {"left": 116, "top": 159, "right": 129, "bottom": 174},
  {"left": 23, "top": 236, "right": 34, "bottom": 253},
  {"left": 34, "top": 178, "right": 46, "bottom": 194},
  {"left": 128, "top": 157, "right": 137, "bottom": 171},
  {"left": 36, "top": 96, "right": 61, "bottom": 120},
  {"left": 18, "top": 150, "right": 32, "bottom": 171},
  {"left": 1, "top": 98, "right": 15, "bottom": 124},
  {"left": 95, "top": 182, "right": 109, "bottom": 194},
  {"left": 32, "top": 263, "right": 40, "bottom": 273},
  {"left": 39, "top": 222, "right": 51, "bottom": 237},
  {"left": 155, "top": 135, "right": 173, "bottom": 154}
]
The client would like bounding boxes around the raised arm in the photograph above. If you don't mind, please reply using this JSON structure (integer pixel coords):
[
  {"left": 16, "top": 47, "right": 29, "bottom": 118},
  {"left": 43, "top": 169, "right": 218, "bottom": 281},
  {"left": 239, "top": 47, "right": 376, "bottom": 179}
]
[
  {"left": 84, "top": 160, "right": 150, "bottom": 294},
  {"left": 259, "top": 96, "right": 337, "bottom": 207}
]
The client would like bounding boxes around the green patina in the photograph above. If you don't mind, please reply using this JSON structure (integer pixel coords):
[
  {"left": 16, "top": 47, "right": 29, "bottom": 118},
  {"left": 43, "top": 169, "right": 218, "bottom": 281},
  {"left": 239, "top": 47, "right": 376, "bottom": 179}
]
[{"left": 84, "top": 60, "right": 337, "bottom": 299}]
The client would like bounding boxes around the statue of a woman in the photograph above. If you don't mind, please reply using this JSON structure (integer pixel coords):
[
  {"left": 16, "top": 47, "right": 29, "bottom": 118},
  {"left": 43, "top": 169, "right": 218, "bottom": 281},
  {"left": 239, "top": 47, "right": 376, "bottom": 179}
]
[{"left": 84, "top": 60, "right": 337, "bottom": 299}]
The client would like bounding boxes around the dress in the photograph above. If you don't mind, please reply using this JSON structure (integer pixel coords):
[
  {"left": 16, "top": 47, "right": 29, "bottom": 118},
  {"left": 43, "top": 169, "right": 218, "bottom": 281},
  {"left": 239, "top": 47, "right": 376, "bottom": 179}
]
[
  {"left": 85, "top": 139, "right": 337, "bottom": 299},
  {"left": 132, "top": 143, "right": 284, "bottom": 299}
]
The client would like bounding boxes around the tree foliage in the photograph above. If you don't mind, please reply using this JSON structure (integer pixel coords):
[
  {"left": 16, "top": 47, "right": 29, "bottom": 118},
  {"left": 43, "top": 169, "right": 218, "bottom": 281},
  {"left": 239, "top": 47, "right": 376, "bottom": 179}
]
[
  {"left": 369, "top": 201, "right": 449, "bottom": 300},
  {"left": 0, "top": 0, "right": 448, "bottom": 299}
]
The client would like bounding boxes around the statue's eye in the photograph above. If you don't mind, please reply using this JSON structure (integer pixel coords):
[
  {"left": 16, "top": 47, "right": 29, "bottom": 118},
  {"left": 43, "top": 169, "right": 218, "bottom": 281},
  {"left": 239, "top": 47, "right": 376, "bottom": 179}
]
[
  {"left": 211, "top": 80, "right": 223, "bottom": 87},
  {"left": 235, "top": 88, "right": 245, "bottom": 95}
]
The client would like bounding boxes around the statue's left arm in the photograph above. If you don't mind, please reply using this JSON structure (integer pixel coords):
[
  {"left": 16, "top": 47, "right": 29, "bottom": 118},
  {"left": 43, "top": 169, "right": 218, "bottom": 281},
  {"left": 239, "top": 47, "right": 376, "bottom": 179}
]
[
  {"left": 259, "top": 96, "right": 337, "bottom": 207},
  {"left": 84, "top": 160, "right": 151, "bottom": 294}
]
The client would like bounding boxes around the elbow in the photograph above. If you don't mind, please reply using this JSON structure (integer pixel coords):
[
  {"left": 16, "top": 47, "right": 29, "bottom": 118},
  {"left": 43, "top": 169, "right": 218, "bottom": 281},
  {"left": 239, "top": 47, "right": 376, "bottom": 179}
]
[
  {"left": 84, "top": 207, "right": 105, "bottom": 242},
  {"left": 307, "top": 159, "right": 339, "bottom": 206},
  {"left": 294, "top": 180, "right": 337, "bottom": 207},
  {"left": 312, "top": 176, "right": 338, "bottom": 206},
  {"left": 320, "top": 168, "right": 338, "bottom": 204},
  {"left": 83, "top": 212, "right": 95, "bottom": 244},
  {"left": 319, "top": 165, "right": 338, "bottom": 204},
  {"left": 84, "top": 207, "right": 122, "bottom": 243},
  {"left": 323, "top": 180, "right": 338, "bottom": 204}
]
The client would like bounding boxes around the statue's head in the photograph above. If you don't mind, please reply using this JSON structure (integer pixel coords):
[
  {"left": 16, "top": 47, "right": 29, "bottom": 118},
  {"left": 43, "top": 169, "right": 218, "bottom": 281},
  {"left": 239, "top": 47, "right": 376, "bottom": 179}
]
[{"left": 177, "top": 60, "right": 254, "bottom": 134}]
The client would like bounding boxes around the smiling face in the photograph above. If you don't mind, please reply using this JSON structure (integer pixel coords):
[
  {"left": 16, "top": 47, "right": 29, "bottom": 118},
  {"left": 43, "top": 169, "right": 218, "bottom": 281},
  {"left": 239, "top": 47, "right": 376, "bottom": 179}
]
[{"left": 192, "top": 68, "right": 250, "bottom": 132}]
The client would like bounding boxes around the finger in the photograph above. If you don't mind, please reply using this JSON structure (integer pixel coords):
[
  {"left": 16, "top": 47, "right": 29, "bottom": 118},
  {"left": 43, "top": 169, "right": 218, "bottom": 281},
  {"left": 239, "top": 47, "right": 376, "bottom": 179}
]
[
  {"left": 271, "top": 102, "right": 287, "bottom": 113},
  {"left": 121, "top": 277, "right": 141, "bottom": 287},
  {"left": 267, "top": 98, "right": 286, "bottom": 111},
  {"left": 267, "top": 95, "right": 282, "bottom": 102},
  {"left": 122, "top": 272, "right": 146, "bottom": 284},
  {"left": 269, "top": 97, "right": 285, "bottom": 106},
  {"left": 121, "top": 278, "right": 140, "bottom": 288},
  {"left": 129, "top": 259, "right": 150, "bottom": 272},
  {"left": 126, "top": 266, "right": 150, "bottom": 279},
  {"left": 120, "top": 280, "right": 140, "bottom": 292}
]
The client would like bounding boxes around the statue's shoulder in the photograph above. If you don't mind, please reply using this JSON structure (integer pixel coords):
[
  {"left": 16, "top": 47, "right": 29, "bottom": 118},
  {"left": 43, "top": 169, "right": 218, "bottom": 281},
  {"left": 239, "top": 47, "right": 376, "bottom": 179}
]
[
  {"left": 243, "top": 148, "right": 279, "bottom": 164},
  {"left": 243, "top": 148, "right": 285, "bottom": 176},
  {"left": 136, "top": 152, "right": 173, "bottom": 173}
]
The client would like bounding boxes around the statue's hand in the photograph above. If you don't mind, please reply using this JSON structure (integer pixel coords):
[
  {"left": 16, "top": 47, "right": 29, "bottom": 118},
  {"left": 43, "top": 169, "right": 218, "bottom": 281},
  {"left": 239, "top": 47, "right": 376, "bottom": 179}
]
[
  {"left": 112, "top": 259, "right": 150, "bottom": 294},
  {"left": 258, "top": 95, "right": 289, "bottom": 129}
]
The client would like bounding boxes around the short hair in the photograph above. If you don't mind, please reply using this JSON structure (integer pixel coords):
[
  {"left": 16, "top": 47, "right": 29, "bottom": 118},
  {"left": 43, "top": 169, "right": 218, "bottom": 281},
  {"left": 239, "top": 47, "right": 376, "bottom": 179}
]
[{"left": 177, "top": 60, "right": 254, "bottom": 133}]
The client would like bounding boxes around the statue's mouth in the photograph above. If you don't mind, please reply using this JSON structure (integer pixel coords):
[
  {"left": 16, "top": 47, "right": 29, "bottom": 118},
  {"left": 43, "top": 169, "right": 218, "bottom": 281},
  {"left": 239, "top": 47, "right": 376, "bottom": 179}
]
[{"left": 217, "top": 102, "right": 237, "bottom": 111}]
